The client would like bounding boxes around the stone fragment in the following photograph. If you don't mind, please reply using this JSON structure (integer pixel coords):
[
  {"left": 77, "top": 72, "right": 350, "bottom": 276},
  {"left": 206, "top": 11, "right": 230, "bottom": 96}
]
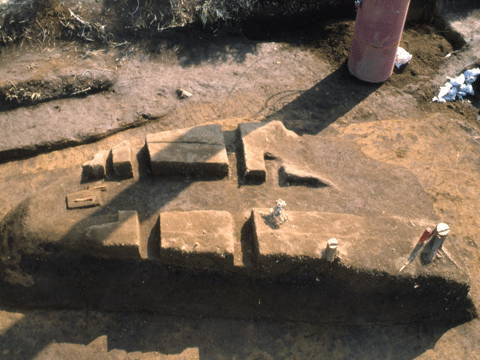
[
  {"left": 146, "top": 125, "right": 229, "bottom": 178},
  {"left": 85, "top": 210, "right": 141, "bottom": 260},
  {"left": 66, "top": 190, "right": 102, "bottom": 209},
  {"left": 111, "top": 141, "right": 137, "bottom": 180},
  {"left": 176, "top": 88, "right": 192, "bottom": 99},
  {"left": 160, "top": 210, "right": 235, "bottom": 269},
  {"left": 82, "top": 150, "right": 108, "bottom": 181}
]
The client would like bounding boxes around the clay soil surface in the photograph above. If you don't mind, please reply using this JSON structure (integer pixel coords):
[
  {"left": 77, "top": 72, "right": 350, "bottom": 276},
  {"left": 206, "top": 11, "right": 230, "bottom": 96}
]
[{"left": 1, "top": 0, "right": 480, "bottom": 359}]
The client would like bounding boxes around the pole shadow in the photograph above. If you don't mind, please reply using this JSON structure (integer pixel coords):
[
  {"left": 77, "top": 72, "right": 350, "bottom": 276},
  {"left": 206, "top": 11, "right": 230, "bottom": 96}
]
[{"left": 263, "top": 61, "right": 382, "bottom": 135}]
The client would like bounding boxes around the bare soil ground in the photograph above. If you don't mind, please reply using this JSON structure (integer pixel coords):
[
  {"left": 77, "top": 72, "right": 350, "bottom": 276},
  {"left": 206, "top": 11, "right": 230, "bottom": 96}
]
[{"left": 1, "top": 0, "right": 480, "bottom": 359}]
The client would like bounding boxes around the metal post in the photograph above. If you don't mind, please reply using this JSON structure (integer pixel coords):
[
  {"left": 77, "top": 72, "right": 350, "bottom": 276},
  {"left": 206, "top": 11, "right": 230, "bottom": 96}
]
[
  {"left": 428, "top": 223, "right": 450, "bottom": 263},
  {"left": 326, "top": 238, "right": 338, "bottom": 262}
]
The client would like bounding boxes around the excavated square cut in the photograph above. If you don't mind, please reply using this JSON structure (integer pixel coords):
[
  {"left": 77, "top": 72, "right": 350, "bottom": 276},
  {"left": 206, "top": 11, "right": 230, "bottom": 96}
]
[
  {"left": 84, "top": 210, "right": 141, "bottom": 260},
  {"left": 251, "top": 208, "right": 469, "bottom": 287},
  {"left": 160, "top": 210, "right": 235, "bottom": 269},
  {"left": 111, "top": 141, "right": 138, "bottom": 180}
]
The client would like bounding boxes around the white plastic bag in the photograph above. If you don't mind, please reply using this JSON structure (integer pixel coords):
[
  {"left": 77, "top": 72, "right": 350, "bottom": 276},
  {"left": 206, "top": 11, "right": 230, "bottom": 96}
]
[
  {"left": 448, "top": 73, "right": 465, "bottom": 87},
  {"left": 433, "top": 82, "right": 453, "bottom": 102},
  {"left": 432, "top": 68, "right": 478, "bottom": 102},
  {"left": 459, "top": 83, "right": 474, "bottom": 95},
  {"left": 464, "top": 68, "right": 480, "bottom": 79},
  {"left": 443, "top": 86, "right": 458, "bottom": 102},
  {"left": 465, "top": 68, "right": 480, "bottom": 84},
  {"left": 395, "top": 47, "right": 412, "bottom": 68}
]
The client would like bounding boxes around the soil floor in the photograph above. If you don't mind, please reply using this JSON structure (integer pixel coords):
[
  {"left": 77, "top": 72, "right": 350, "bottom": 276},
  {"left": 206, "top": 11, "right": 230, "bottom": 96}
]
[{"left": 1, "top": 1, "right": 480, "bottom": 359}]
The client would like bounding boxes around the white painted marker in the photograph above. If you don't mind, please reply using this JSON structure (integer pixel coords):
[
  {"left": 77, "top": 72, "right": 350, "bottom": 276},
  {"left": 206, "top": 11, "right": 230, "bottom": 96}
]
[{"left": 326, "top": 238, "right": 338, "bottom": 262}]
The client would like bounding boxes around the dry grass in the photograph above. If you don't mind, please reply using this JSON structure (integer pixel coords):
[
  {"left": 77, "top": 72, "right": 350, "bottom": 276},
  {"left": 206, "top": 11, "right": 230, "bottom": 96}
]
[
  {"left": 0, "top": 0, "right": 445, "bottom": 46},
  {"left": 0, "top": 0, "right": 111, "bottom": 46},
  {"left": 0, "top": 0, "right": 356, "bottom": 45},
  {"left": 59, "top": 8, "right": 112, "bottom": 43}
]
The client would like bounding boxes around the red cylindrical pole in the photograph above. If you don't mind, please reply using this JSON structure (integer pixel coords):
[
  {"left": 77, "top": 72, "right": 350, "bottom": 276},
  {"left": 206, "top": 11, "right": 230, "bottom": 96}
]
[{"left": 348, "top": 0, "right": 411, "bottom": 83}]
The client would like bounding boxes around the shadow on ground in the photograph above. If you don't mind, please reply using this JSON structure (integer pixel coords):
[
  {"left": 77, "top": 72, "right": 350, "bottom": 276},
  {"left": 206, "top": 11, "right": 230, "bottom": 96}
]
[
  {"left": 98, "top": 0, "right": 259, "bottom": 67},
  {"left": 264, "top": 62, "right": 381, "bottom": 135},
  {"left": 148, "top": 32, "right": 259, "bottom": 67},
  {"left": 0, "top": 306, "right": 457, "bottom": 360}
]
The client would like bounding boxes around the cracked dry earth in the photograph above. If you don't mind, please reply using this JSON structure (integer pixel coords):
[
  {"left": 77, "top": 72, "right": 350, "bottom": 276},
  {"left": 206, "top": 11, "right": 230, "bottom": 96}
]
[{"left": 1, "top": 11, "right": 480, "bottom": 360}]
